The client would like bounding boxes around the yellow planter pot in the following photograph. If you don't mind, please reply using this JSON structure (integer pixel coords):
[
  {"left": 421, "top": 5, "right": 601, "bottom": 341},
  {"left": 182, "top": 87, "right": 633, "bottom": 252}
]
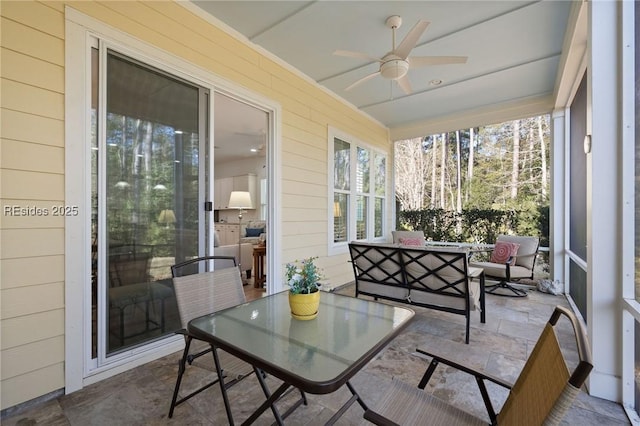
[{"left": 288, "top": 291, "right": 320, "bottom": 320}]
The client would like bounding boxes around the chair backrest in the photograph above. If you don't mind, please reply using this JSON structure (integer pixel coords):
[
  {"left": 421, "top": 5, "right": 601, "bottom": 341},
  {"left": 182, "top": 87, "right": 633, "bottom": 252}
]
[
  {"left": 172, "top": 266, "right": 246, "bottom": 329},
  {"left": 171, "top": 255, "right": 236, "bottom": 278},
  {"left": 496, "top": 234, "right": 539, "bottom": 270},
  {"left": 391, "top": 230, "right": 425, "bottom": 244},
  {"left": 109, "top": 251, "right": 151, "bottom": 287},
  {"left": 497, "top": 306, "right": 593, "bottom": 425}
]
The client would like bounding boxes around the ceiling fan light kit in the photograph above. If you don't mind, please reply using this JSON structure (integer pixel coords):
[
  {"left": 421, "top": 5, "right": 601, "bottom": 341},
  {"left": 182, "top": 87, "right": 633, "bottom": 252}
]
[
  {"left": 334, "top": 15, "right": 468, "bottom": 94},
  {"left": 380, "top": 57, "right": 409, "bottom": 80}
]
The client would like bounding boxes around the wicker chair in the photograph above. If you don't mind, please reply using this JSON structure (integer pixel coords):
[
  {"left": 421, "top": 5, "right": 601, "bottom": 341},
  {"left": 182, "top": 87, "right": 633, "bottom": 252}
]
[
  {"left": 168, "top": 256, "right": 252, "bottom": 420},
  {"left": 364, "top": 305, "right": 593, "bottom": 425}
]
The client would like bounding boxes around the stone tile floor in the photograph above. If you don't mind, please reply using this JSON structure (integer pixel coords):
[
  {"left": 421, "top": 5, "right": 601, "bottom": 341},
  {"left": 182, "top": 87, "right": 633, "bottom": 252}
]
[{"left": 2, "top": 284, "right": 631, "bottom": 425}]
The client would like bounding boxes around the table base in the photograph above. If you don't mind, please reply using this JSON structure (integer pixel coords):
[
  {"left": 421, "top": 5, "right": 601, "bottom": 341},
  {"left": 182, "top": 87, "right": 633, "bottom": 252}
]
[{"left": 242, "top": 379, "right": 368, "bottom": 426}]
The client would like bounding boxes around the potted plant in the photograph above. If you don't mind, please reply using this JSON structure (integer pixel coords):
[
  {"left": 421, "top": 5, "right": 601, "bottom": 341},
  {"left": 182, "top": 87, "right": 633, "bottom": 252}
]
[{"left": 285, "top": 257, "right": 323, "bottom": 320}]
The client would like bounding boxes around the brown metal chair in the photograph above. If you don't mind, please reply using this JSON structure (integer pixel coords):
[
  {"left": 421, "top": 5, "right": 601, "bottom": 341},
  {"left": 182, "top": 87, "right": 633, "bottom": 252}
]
[
  {"left": 365, "top": 305, "right": 593, "bottom": 425},
  {"left": 168, "top": 256, "right": 306, "bottom": 423},
  {"left": 168, "top": 256, "right": 252, "bottom": 420}
]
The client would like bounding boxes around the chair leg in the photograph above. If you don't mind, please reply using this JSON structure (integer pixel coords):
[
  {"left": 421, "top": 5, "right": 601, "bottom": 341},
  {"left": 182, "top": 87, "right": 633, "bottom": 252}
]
[
  {"left": 480, "top": 274, "right": 486, "bottom": 323},
  {"left": 418, "top": 359, "right": 439, "bottom": 389},
  {"left": 465, "top": 314, "right": 470, "bottom": 344},
  {"left": 485, "top": 281, "right": 528, "bottom": 297},
  {"left": 169, "top": 336, "right": 193, "bottom": 418},
  {"left": 119, "top": 308, "right": 125, "bottom": 347}
]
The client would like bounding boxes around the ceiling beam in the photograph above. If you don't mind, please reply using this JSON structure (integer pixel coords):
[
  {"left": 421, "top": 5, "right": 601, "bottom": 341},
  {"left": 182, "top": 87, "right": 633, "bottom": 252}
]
[{"left": 390, "top": 93, "right": 554, "bottom": 141}]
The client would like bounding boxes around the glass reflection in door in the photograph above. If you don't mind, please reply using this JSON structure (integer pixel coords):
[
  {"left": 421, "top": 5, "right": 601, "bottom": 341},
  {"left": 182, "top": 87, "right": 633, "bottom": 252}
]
[{"left": 94, "top": 51, "right": 206, "bottom": 355}]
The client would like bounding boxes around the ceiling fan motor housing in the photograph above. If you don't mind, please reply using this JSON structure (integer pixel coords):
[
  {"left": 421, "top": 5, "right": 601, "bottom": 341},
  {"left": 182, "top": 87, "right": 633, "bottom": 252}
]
[{"left": 380, "top": 57, "right": 409, "bottom": 80}]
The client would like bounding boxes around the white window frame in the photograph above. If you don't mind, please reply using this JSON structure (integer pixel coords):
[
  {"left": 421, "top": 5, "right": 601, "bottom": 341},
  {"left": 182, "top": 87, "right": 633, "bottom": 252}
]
[
  {"left": 328, "top": 127, "right": 387, "bottom": 255},
  {"left": 621, "top": 0, "right": 640, "bottom": 422}
]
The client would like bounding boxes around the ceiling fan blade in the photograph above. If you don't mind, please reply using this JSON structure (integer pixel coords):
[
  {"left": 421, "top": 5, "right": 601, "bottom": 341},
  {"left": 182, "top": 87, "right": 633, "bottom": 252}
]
[
  {"left": 333, "top": 50, "right": 383, "bottom": 62},
  {"left": 397, "top": 75, "right": 412, "bottom": 95},
  {"left": 394, "top": 20, "right": 430, "bottom": 59},
  {"left": 345, "top": 71, "right": 381, "bottom": 91},
  {"left": 409, "top": 56, "right": 468, "bottom": 67}
]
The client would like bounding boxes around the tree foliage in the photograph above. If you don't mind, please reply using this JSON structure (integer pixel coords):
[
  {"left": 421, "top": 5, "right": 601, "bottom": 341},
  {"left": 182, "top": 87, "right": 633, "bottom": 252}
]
[{"left": 395, "top": 115, "right": 550, "bottom": 244}]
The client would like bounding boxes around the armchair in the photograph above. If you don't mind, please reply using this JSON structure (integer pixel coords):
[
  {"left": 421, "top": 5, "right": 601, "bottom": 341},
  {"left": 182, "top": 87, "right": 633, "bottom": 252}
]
[
  {"left": 391, "top": 230, "right": 426, "bottom": 246},
  {"left": 469, "top": 235, "right": 539, "bottom": 297},
  {"left": 240, "top": 219, "right": 266, "bottom": 245}
]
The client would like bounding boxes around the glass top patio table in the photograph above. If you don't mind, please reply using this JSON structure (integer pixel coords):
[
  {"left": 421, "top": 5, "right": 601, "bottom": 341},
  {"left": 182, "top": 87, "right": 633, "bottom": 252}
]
[{"left": 188, "top": 290, "right": 414, "bottom": 395}]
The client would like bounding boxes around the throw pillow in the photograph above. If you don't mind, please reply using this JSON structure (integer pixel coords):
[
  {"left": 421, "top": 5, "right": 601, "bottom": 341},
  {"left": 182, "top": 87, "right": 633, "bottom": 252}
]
[
  {"left": 245, "top": 227, "right": 264, "bottom": 237},
  {"left": 399, "top": 236, "right": 425, "bottom": 246},
  {"left": 490, "top": 241, "right": 520, "bottom": 265}
]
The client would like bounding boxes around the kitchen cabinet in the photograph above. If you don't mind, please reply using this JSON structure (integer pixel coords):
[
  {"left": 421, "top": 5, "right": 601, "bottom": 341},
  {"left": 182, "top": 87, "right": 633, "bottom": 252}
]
[
  {"left": 214, "top": 223, "right": 240, "bottom": 246},
  {"left": 214, "top": 177, "right": 234, "bottom": 209},
  {"left": 214, "top": 173, "right": 257, "bottom": 210}
]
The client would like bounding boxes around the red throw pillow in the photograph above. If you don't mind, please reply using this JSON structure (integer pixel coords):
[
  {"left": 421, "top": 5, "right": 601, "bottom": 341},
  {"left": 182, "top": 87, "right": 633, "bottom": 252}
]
[
  {"left": 490, "top": 241, "right": 520, "bottom": 265},
  {"left": 399, "top": 237, "right": 425, "bottom": 246}
]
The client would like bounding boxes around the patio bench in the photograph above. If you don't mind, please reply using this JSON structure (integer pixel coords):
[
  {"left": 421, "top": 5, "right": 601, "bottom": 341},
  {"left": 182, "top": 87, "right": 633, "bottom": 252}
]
[{"left": 348, "top": 242, "right": 485, "bottom": 344}]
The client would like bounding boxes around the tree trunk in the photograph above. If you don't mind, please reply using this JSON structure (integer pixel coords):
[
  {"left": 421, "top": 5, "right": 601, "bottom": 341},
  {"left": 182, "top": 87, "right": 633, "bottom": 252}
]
[
  {"left": 538, "top": 116, "right": 548, "bottom": 199},
  {"left": 466, "top": 127, "right": 474, "bottom": 203},
  {"left": 455, "top": 130, "right": 462, "bottom": 212},
  {"left": 431, "top": 135, "right": 437, "bottom": 208},
  {"left": 440, "top": 133, "right": 447, "bottom": 209},
  {"left": 510, "top": 120, "right": 520, "bottom": 199},
  {"left": 394, "top": 138, "right": 430, "bottom": 210}
]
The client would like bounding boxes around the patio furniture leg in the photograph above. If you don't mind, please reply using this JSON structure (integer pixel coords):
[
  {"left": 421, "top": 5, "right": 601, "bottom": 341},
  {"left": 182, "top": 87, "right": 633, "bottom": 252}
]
[
  {"left": 241, "top": 382, "right": 291, "bottom": 426},
  {"left": 119, "top": 308, "right": 125, "bottom": 347},
  {"left": 325, "top": 380, "right": 369, "bottom": 425},
  {"left": 485, "top": 281, "right": 527, "bottom": 297},
  {"left": 479, "top": 273, "right": 486, "bottom": 323},
  {"left": 168, "top": 336, "right": 192, "bottom": 418},
  {"left": 211, "top": 344, "right": 235, "bottom": 425},
  {"left": 253, "top": 366, "right": 285, "bottom": 425}
]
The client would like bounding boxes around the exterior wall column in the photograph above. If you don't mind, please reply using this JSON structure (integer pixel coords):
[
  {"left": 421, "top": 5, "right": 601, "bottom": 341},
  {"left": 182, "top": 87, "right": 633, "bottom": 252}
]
[
  {"left": 550, "top": 109, "right": 566, "bottom": 285},
  {"left": 586, "top": 0, "right": 622, "bottom": 401}
]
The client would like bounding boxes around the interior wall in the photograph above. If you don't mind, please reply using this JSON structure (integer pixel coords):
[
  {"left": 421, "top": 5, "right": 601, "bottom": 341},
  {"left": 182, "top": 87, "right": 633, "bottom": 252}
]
[{"left": 1, "top": 0, "right": 389, "bottom": 411}]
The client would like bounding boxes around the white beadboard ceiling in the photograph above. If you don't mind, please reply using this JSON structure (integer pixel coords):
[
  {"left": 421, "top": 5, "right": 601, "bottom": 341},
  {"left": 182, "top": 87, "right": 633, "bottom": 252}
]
[{"left": 192, "top": 1, "right": 576, "bottom": 141}]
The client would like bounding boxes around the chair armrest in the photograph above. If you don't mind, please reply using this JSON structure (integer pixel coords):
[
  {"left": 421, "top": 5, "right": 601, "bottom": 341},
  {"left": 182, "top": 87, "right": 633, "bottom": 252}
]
[
  {"left": 467, "top": 248, "right": 492, "bottom": 261},
  {"left": 468, "top": 248, "right": 493, "bottom": 254},
  {"left": 416, "top": 348, "right": 512, "bottom": 389},
  {"left": 416, "top": 347, "right": 512, "bottom": 424},
  {"left": 363, "top": 409, "right": 401, "bottom": 426},
  {"left": 513, "top": 251, "right": 538, "bottom": 259}
]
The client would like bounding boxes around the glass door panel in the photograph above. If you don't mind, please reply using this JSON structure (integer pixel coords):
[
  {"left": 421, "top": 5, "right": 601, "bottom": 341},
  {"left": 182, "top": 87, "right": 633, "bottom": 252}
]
[{"left": 96, "top": 51, "right": 205, "bottom": 355}]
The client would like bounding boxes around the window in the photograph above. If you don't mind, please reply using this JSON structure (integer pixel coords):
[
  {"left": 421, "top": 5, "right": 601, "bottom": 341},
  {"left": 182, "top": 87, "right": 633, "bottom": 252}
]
[{"left": 329, "top": 128, "right": 386, "bottom": 251}]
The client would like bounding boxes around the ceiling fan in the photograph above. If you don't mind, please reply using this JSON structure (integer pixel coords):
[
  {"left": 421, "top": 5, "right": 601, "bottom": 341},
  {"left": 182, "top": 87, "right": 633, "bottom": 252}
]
[
  {"left": 234, "top": 130, "right": 267, "bottom": 155},
  {"left": 334, "top": 15, "right": 467, "bottom": 94}
]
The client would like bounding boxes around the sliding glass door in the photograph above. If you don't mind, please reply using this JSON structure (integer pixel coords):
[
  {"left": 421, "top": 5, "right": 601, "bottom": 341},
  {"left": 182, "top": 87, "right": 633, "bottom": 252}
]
[{"left": 92, "top": 49, "right": 208, "bottom": 357}]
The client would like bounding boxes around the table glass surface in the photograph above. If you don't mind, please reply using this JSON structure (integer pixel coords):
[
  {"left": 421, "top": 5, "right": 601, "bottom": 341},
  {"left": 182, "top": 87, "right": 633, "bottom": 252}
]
[{"left": 188, "top": 291, "right": 414, "bottom": 386}]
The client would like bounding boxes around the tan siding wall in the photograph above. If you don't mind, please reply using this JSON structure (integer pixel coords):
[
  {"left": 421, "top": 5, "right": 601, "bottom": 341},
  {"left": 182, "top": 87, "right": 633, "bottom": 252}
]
[
  {"left": 1, "top": 0, "right": 67, "bottom": 410},
  {"left": 0, "top": 0, "right": 389, "bottom": 410}
]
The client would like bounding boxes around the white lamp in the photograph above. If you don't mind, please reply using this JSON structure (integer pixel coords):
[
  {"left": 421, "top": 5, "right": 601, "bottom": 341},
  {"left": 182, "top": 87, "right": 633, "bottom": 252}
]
[
  {"left": 158, "top": 209, "right": 176, "bottom": 228},
  {"left": 228, "top": 191, "right": 252, "bottom": 274}
]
